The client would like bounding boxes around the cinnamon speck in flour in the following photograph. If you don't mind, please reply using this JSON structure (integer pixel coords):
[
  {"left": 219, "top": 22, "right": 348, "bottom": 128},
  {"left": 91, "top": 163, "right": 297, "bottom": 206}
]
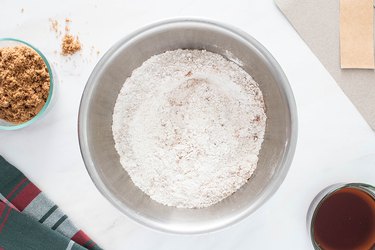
[{"left": 112, "top": 49, "right": 266, "bottom": 208}]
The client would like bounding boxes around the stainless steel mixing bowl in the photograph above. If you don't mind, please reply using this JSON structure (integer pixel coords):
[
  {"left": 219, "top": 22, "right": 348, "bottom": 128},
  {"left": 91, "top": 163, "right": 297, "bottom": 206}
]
[{"left": 78, "top": 18, "right": 297, "bottom": 234}]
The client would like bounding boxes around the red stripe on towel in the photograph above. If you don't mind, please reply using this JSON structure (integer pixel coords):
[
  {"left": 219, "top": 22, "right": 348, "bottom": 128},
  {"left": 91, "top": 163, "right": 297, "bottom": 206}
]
[
  {"left": 11, "top": 183, "right": 41, "bottom": 211},
  {"left": 87, "top": 241, "right": 96, "bottom": 249},
  {"left": 1, "top": 198, "right": 18, "bottom": 211},
  {"left": 72, "top": 230, "right": 91, "bottom": 246},
  {"left": 0, "top": 207, "right": 12, "bottom": 233},
  {"left": 5, "top": 178, "right": 27, "bottom": 200},
  {"left": 0, "top": 202, "right": 6, "bottom": 217}
]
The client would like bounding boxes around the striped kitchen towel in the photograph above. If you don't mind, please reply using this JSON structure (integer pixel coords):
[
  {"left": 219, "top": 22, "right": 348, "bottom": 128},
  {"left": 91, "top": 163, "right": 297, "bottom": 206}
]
[{"left": 0, "top": 155, "right": 102, "bottom": 250}]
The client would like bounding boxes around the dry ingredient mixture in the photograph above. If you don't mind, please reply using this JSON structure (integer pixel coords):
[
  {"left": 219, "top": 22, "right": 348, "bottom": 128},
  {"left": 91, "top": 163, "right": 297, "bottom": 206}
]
[
  {"left": 112, "top": 49, "right": 266, "bottom": 208},
  {"left": 0, "top": 46, "right": 50, "bottom": 124}
]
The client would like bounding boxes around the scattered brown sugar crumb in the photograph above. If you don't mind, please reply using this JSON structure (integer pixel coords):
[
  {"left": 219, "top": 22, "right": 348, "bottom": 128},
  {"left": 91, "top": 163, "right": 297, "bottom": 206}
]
[
  {"left": 60, "top": 18, "right": 82, "bottom": 56},
  {"left": 49, "top": 18, "right": 59, "bottom": 33},
  {"left": 64, "top": 18, "right": 71, "bottom": 32},
  {"left": 21, "top": 8, "right": 24, "bottom": 13},
  {"left": 0, "top": 46, "right": 50, "bottom": 124},
  {"left": 62, "top": 34, "right": 82, "bottom": 56},
  {"left": 49, "top": 17, "right": 87, "bottom": 57}
]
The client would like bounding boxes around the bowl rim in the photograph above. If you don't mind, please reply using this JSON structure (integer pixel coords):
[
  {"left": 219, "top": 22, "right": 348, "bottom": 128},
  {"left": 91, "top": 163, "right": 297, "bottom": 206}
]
[
  {"left": 78, "top": 17, "right": 298, "bottom": 234},
  {"left": 0, "top": 38, "right": 54, "bottom": 130}
]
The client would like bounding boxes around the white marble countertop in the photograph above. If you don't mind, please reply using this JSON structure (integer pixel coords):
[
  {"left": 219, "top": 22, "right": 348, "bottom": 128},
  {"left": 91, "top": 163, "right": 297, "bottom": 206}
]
[{"left": 1, "top": 0, "right": 375, "bottom": 249}]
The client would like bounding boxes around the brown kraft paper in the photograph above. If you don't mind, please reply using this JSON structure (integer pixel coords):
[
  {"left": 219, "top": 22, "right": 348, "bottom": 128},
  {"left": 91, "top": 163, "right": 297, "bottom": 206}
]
[
  {"left": 340, "top": 0, "right": 374, "bottom": 69},
  {"left": 275, "top": 0, "right": 375, "bottom": 130}
]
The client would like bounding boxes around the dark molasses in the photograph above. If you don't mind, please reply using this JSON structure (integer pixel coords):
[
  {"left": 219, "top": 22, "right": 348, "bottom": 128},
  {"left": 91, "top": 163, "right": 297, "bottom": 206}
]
[{"left": 313, "top": 187, "right": 375, "bottom": 250}]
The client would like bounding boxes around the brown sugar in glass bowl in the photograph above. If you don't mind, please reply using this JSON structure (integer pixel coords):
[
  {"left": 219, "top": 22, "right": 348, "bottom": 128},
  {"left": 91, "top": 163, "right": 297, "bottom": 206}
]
[{"left": 0, "top": 38, "right": 54, "bottom": 130}]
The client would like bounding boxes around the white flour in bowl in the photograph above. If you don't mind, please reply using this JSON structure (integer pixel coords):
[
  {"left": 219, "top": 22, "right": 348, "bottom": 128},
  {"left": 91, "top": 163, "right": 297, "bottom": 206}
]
[{"left": 112, "top": 49, "right": 266, "bottom": 208}]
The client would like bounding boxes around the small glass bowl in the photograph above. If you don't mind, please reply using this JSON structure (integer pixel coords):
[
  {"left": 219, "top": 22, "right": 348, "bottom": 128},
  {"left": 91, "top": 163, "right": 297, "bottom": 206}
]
[
  {"left": 307, "top": 183, "right": 375, "bottom": 250},
  {"left": 0, "top": 38, "right": 55, "bottom": 130}
]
